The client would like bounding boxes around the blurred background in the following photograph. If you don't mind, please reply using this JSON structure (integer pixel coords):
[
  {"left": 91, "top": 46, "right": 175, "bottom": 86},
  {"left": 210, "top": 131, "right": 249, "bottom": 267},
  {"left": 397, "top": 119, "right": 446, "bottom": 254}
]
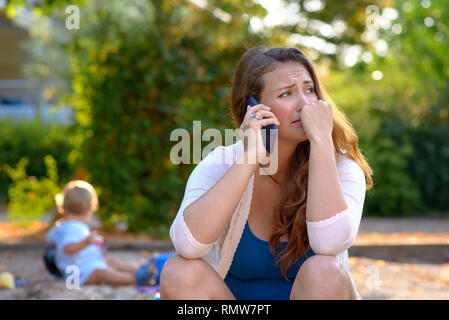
[{"left": 0, "top": 0, "right": 448, "bottom": 238}]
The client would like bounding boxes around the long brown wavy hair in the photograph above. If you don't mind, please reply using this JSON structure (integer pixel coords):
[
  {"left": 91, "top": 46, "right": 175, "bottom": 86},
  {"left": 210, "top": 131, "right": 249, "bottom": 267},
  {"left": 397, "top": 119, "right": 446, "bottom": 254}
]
[{"left": 230, "top": 46, "right": 374, "bottom": 279}]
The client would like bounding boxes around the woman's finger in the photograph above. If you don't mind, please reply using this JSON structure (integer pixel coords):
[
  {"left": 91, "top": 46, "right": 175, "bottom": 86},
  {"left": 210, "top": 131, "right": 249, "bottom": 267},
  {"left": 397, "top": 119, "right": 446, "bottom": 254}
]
[
  {"left": 246, "top": 104, "right": 271, "bottom": 114},
  {"left": 258, "top": 118, "right": 280, "bottom": 127},
  {"left": 246, "top": 106, "right": 272, "bottom": 122},
  {"left": 252, "top": 110, "right": 278, "bottom": 122}
]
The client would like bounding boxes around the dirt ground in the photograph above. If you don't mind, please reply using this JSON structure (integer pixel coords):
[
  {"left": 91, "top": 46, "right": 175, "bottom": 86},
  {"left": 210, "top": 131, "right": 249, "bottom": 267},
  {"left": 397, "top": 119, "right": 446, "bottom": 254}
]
[
  {"left": 1, "top": 248, "right": 449, "bottom": 300},
  {"left": 349, "top": 256, "right": 449, "bottom": 299},
  {"left": 1, "top": 215, "right": 449, "bottom": 299},
  {"left": 0, "top": 249, "right": 158, "bottom": 300}
]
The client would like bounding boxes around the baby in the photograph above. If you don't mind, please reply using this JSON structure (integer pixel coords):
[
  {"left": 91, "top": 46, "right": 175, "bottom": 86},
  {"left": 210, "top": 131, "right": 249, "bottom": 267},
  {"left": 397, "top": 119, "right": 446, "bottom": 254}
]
[{"left": 46, "top": 180, "right": 154, "bottom": 286}]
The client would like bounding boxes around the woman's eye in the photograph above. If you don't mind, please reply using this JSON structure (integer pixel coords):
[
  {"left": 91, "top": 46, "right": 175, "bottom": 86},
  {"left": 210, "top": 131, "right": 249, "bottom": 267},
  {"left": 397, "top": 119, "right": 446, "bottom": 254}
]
[
  {"left": 279, "top": 91, "right": 290, "bottom": 98},
  {"left": 305, "top": 87, "right": 315, "bottom": 94}
]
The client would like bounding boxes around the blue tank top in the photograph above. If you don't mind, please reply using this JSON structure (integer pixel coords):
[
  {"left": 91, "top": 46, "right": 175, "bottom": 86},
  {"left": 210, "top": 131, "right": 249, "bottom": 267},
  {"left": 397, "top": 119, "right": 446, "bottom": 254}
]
[{"left": 224, "top": 221, "right": 315, "bottom": 300}]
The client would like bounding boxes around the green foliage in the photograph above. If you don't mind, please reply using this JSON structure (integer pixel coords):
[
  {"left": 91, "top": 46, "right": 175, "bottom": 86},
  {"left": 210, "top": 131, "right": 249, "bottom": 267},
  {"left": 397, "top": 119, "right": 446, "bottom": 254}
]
[
  {"left": 5, "top": 0, "right": 448, "bottom": 231},
  {"left": 0, "top": 119, "right": 75, "bottom": 203},
  {"left": 327, "top": 0, "right": 449, "bottom": 215},
  {"left": 368, "top": 0, "right": 449, "bottom": 214},
  {"left": 2, "top": 155, "right": 60, "bottom": 222},
  {"left": 363, "top": 115, "right": 424, "bottom": 216},
  {"left": 408, "top": 124, "right": 449, "bottom": 211},
  {"left": 22, "top": 0, "right": 266, "bottom": 235}
]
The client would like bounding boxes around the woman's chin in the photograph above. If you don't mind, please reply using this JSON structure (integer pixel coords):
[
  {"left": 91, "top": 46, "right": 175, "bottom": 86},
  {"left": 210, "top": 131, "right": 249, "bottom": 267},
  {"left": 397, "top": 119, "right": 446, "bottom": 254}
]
[
  {"left": 279, "top": 134, "right": 308, "bottom": 145},
  {"left": 289, "top": 127, "right": 308, "bottom": 142}
]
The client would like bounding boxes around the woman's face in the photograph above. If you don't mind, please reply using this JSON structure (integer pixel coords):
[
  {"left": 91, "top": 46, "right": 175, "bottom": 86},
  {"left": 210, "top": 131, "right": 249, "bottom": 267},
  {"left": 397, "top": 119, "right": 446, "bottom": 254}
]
[{"left": 259, "top": 61, "right": 319, "bottom": 144}]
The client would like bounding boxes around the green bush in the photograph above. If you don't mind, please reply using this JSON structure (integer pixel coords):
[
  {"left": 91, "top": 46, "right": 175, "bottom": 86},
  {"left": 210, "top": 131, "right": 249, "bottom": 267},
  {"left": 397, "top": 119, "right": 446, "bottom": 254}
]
[
  {"left": 327, "top": 69, "right": 425, "bottom": 216},
  {"left": 408, "top": 124, "right": 449, "bottom": 212},
  {"left": 2, "top": 155, "right": 60, "bottom": 222},
  {"left": 363, "top": 117, "right": 449, "bottom": 216},
  {"left": 0, "top": 119, "right": 75, "bottom": 203},
  {"left": 362, "top": 114, "right": 424, "bottom": 216},
  {"left": 23, "top": 0, "right": 264, "bottom": 235},
  {"left": 6, "top": 0, "right": 447, "bottom": 230}
]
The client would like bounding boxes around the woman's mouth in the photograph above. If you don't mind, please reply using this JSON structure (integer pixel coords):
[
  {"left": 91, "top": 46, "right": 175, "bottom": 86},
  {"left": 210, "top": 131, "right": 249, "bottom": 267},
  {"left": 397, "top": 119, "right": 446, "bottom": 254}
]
[{"left": 292, "top": 119, "right": 302, "bottom": 125}]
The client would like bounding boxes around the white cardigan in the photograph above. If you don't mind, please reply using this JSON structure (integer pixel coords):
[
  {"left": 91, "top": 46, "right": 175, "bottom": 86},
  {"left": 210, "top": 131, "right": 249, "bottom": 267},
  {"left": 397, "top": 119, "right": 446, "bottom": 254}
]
[{"left": 170, "top": 140, "right": 366, "bottom": 299}]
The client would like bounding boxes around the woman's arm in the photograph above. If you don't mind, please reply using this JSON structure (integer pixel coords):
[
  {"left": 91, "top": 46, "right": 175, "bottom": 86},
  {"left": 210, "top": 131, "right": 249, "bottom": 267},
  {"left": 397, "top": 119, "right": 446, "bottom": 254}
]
[
  {"left": 299, "top": 100, "right": 366, "bottom": 255},
  {"left": 306, "top": 136, "right": 348, "bottom": 222},
  {"left": 182, "top": 151, "right": 257, "bottom": 246},
  {"left": 171, "top": 102, "right": 278, "bottom": 258},
  {"left": 170, "top": 146, "right": 259, "bottom": 259},
  {"left": 306, "top": 142, "right": 367, "bottom": 255}
]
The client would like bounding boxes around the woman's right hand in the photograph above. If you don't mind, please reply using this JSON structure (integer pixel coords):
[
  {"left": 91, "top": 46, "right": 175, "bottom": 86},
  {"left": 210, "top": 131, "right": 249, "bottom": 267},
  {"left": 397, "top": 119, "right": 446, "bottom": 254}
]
[{"left": 239, "top": 103, "right": 280, "bottom": 164}]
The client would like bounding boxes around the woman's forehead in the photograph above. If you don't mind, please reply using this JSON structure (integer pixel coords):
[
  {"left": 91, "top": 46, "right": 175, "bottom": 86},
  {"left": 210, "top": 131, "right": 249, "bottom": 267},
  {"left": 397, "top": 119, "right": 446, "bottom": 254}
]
[{"left": 264, "top": 62, "right": 312, "bottom": 85}]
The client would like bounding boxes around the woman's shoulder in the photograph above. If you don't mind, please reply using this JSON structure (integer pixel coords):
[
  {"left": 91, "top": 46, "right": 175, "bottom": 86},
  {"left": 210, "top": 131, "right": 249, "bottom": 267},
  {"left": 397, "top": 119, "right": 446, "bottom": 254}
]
[
  {"left": 187, "top": 140, "right": 244, "bottom": 183},
  {"left": 201, "top": 140, "right": 244, "bottom": 167}
]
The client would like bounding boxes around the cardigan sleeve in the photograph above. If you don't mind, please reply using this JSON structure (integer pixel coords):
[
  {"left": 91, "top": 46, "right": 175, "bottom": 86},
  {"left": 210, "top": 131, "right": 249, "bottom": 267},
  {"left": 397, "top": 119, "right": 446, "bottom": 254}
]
[
  {"left": 169, "top": 146, "right": 233, "bottom": 259},
  {"left": 306, "top": 157, "right": 367, "bottom": 256}
]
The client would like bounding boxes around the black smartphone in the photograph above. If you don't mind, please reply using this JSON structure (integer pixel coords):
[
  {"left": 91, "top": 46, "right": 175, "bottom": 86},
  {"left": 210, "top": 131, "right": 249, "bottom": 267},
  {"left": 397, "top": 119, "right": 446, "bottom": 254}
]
[{"left": 247, "top": 96, "right": 278, "bottom": 154}]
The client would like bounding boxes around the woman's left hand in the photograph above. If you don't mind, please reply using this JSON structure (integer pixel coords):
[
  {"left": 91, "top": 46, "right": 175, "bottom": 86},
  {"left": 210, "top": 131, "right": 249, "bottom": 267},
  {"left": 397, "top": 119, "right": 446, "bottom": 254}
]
[{"left": 299, "top": 100, "right": 333, "bottom": 144}]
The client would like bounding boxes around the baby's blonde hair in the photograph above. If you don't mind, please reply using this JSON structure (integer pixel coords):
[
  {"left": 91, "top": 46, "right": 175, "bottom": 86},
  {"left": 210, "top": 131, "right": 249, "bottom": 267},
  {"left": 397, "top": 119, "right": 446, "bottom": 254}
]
[{"left": 55, "top": 180, "right": 98, "bottom": 215}]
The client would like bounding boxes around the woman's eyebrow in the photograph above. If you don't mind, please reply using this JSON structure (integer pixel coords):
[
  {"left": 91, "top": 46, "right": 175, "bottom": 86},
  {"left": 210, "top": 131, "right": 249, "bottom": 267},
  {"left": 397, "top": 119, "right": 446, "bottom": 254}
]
[
  {"left": 276, "top": 83, "right": 295, "bottom": 91},
  {"left": 276, "top": 80, "right": 313, "bottom": 91}
]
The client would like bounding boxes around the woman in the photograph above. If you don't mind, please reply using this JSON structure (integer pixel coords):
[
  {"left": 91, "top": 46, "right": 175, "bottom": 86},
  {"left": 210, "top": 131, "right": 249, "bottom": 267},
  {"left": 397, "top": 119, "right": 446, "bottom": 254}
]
[{"left": 161, "top": 46, "right": 373, "bottom": 300}]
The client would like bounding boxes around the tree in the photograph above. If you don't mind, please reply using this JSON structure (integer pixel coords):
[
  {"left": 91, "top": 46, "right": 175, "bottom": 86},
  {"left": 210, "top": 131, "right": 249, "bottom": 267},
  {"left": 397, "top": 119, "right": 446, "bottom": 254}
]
[
  {"left": 5, "top": 0, "right": 448, "bottom": 229},
  {"left": 7, "top": 0, "right": 267, "bottom": 234},
  {"left": 327, "top": 0, "right": 449, "bottom": 214}
]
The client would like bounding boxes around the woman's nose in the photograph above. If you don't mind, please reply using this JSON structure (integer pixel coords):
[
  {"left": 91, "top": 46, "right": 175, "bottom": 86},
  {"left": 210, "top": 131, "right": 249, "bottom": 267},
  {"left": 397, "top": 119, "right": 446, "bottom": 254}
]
[{"left": 295, "top": 92, "right": 311, "bottom": 111}]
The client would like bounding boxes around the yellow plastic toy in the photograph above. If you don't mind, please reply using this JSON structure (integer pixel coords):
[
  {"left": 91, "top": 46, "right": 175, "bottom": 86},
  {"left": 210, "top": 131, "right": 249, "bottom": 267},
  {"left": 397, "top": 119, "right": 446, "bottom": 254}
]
[{"left": 0, "top": 271, "right": 15, "bottom": 289}]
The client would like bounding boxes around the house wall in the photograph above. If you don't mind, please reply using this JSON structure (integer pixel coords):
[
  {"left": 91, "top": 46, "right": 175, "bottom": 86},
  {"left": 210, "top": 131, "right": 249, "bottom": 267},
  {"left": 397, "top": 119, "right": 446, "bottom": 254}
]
[{"left": 0, "top": 9, "right": 29, "bottom": 81}]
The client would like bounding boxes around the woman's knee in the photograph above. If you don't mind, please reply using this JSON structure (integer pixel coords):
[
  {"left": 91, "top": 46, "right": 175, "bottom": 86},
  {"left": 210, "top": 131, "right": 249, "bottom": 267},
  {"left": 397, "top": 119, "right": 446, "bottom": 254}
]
[
  {"left": 160, "top": 255, "right": 207, "bottom": 294},
  {"left": 292, "top": 254, "right": 352, "bottom": 299}
]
